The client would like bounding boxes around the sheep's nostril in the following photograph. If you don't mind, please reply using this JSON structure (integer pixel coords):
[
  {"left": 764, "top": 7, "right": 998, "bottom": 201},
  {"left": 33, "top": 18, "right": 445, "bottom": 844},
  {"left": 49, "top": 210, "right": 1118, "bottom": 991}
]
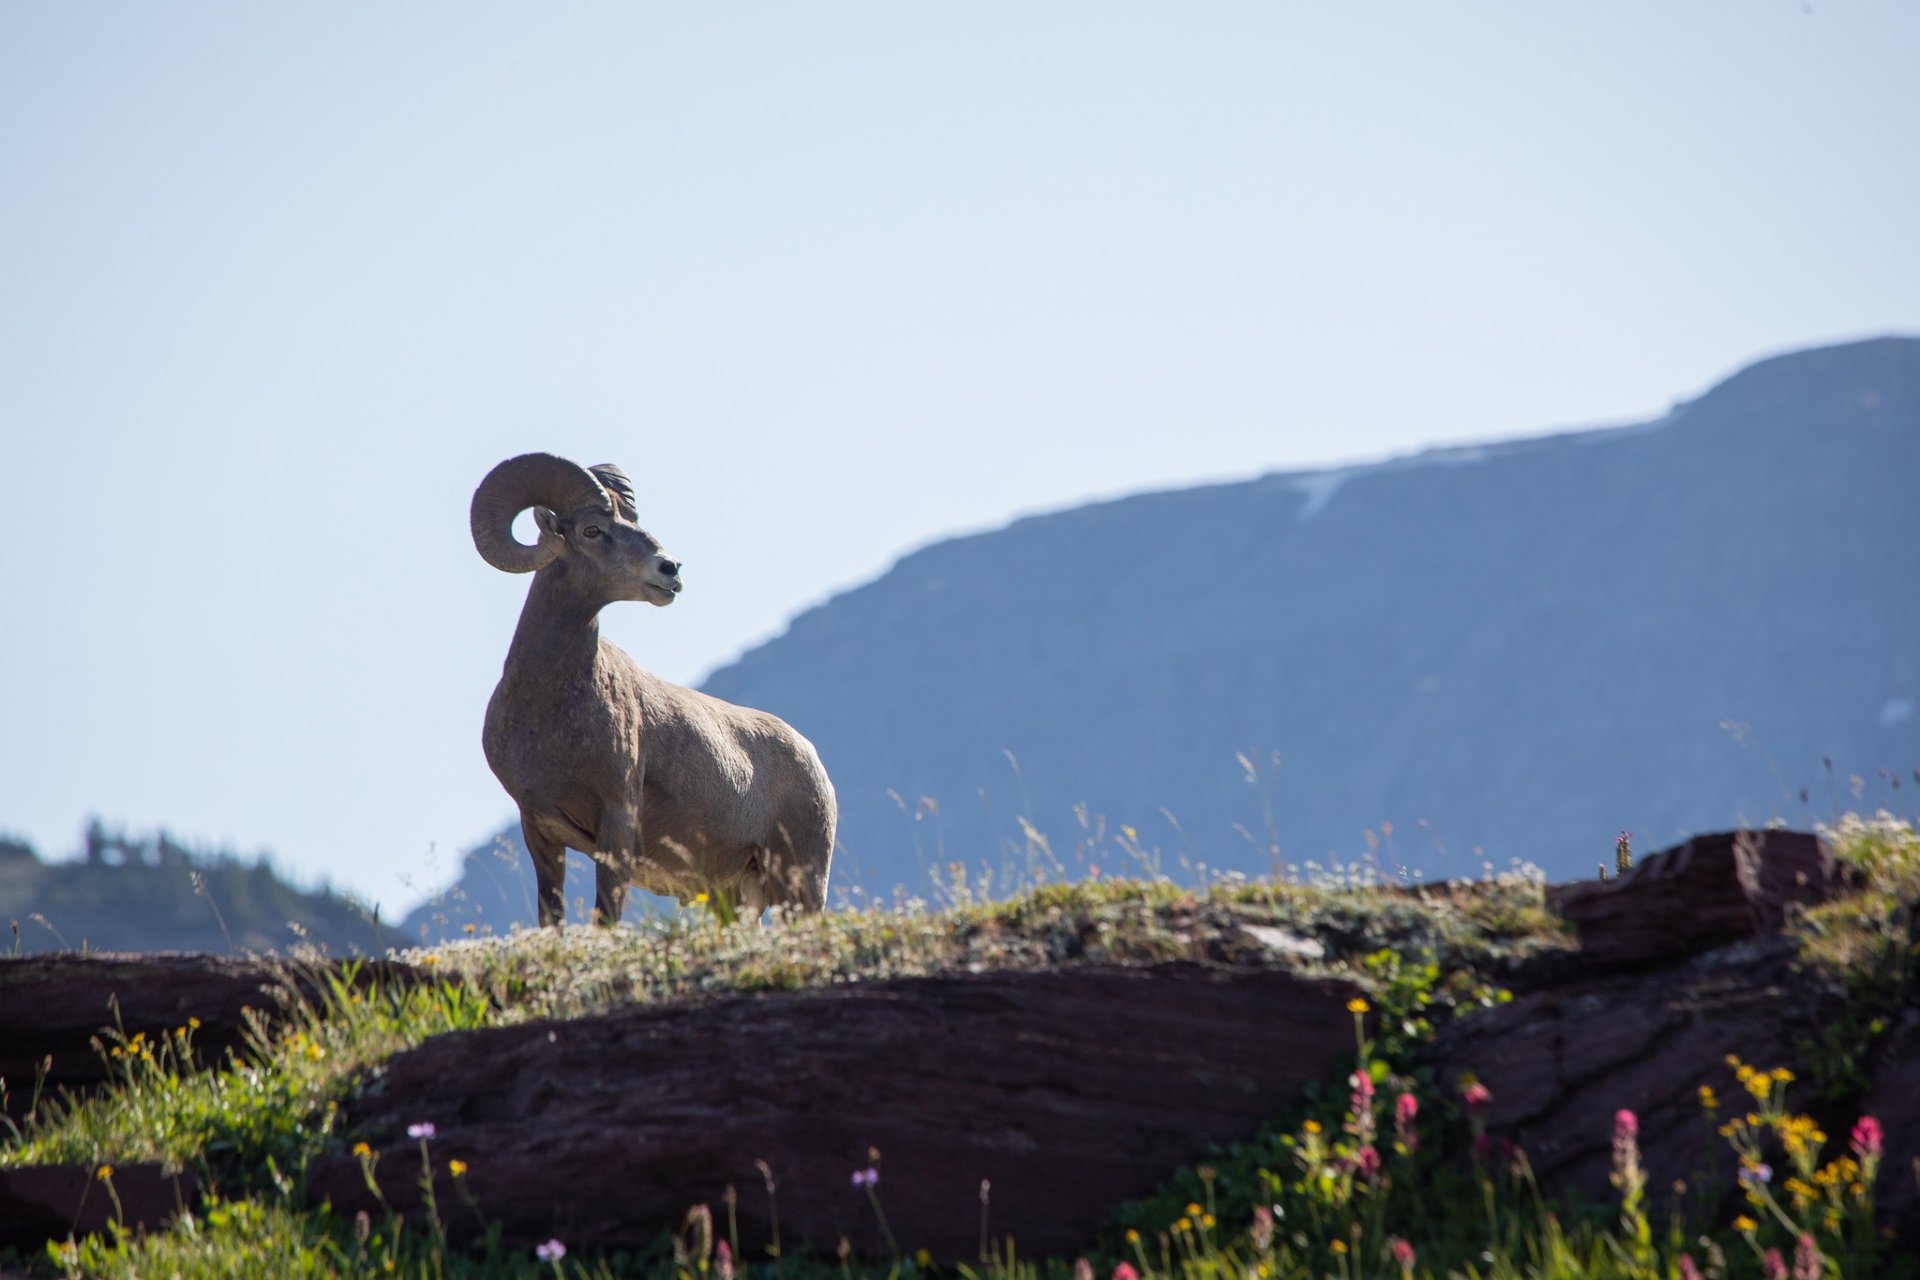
[{"left": 659, "top": 559, "right": 682, "bottom": 578}]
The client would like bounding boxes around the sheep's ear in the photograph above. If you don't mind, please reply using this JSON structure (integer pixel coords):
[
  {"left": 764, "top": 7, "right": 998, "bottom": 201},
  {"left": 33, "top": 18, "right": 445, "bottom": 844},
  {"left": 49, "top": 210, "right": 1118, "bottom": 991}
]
[
  {"left": 535, "top": 507, "right": 566, "bottom": 537},
  {"left": 590, "top": 464, "right": 639, "bottom": 521}
]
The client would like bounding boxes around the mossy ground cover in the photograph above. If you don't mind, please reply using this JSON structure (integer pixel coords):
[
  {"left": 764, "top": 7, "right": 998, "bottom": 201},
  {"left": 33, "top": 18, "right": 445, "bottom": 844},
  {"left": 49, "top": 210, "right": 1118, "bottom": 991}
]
[{"left": 3, "top": 817, "right": 1916, "bottom": 1279}]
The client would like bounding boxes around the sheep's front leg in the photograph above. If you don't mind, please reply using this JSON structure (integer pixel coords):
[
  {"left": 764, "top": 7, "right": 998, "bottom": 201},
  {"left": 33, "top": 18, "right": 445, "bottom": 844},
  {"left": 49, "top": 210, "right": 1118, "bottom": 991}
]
[
  {"left": 592, "top": 806, "right": 639, "bottom": 927},
  {"left": 524, "top": 819, "right": 568, "bottom": 929}
]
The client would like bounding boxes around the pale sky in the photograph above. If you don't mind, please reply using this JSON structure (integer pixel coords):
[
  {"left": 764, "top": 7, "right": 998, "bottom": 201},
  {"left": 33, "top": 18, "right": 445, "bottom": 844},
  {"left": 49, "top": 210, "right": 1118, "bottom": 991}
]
[{"left": 3, "top": 2, "right": 1917, "bottom": 916}]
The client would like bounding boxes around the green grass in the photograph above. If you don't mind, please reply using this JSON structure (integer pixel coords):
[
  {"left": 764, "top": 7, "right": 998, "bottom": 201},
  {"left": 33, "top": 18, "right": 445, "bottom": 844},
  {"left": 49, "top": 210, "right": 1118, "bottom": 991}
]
[{"left": 6, "top": 817, "right": 1917, "bottom": 1279}]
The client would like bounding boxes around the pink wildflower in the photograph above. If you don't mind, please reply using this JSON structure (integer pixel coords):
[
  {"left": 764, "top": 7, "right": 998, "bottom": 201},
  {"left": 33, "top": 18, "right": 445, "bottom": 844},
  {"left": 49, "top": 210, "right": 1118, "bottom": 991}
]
[
  {"left": 1354, "top": 1145, "right": 1380, "bottom": 1179},
  {"left": 1677, "top": 1254, "right": 1702, "bottom": 1280},
  {"left": 1851, "top": 1115, "right": 1883, "bottom": 1162},
  {"left": 1113, "top": 1265, "right": 1140, "bottom": 1280},
  {"left": 407, "top": 1122, "right": 436, "bottom": 1140},
  {"left": 1762, "top": 1248, "right": 1787, "bottom": 1280},
  {"left": 1397, "top": 1092, "right": 1427, "bottom": 1157},
  {"left": 535, "top": 1239, "right": 567, "bottom": 1263},
  {"left": 1073, "top": 1259, "right": 1094, "bottom": 1280},
  {"left": 1391, "top": 1237, "right": 1415, "bottom": 1269},
  {"left": 1793, "top": 1235, "right": 1820, "bottom": 1280},
  {"left": 1250, "top": 1205, "right": 1274, "bottom": 1251},
  {"left": 716, "top": 1241, "right": 734, "bottom": 1280},
  {"left": 1462, "top": 1081, "right": 1492, "bottom": 1115},
  {"left": 851, "top": 1166, "right": 879, "bottom": 1188},
  {"left": 1610, "top": 1108, "right": 1644, "bottom": 1195}
]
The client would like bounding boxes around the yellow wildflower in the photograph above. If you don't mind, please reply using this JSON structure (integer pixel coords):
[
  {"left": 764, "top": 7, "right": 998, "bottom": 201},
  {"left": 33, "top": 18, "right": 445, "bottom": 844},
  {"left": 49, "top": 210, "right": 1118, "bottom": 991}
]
[
  {"left": 1734, "top": 1215, "right": 1758, "bottom": 1233},
  {"left": 1173, "top": 1217, "right": 1191, "bottom": 1233},
  {"left": 1330, "top": 1241, "right": 1348, "bottom": 1255},
  {"left": 1347, "top": 997, "right": 1370, "bottom": 1014},
  {"left": 916, "top": 1250, "right": 932, "bottom": 1267},
  {"left": 1302, "top": 1119, "right": 1322, "bottom": 1135},
  {"left": 188, "top": 1016, "right": 200, "bottom": 1028},
  {"left": 1125, "top": 1230, "right": 1140, "bottom": 1244},
  {"left": 96, "top": 1164, "right": 114, "bottom": 1181},
  {"left": 1770, "top": 1067, "right": 1794, "bottom": 1084},
  {"left": 1698, "top": 1085, "right": 1718, "bottom": 1111},
  {"left": 1185, "top": 1202, "right": 1202, "bottom": 1217},
  {"left": 352, "top": 1142, "right": 372, "bottom": 1158},
  {"left": 449, "top": 1159, "right": 468, "bottom": 1177},
  {"left": 1201, "top": 1214, "right": 1215, "bottom": 1229}
]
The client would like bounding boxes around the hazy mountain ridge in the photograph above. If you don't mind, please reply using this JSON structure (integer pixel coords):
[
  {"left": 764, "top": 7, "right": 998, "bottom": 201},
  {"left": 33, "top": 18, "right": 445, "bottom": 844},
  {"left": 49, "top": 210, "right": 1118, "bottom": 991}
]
[
  {"left": 0, "top": 826, "right": 386, "bottom": 955},
  {"left": 701, "top": 336, "right": 1920, "bottom": 892}
]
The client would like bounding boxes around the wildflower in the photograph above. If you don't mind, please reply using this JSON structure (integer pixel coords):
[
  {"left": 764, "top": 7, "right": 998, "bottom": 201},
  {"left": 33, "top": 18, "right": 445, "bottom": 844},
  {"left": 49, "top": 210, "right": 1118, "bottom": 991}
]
[
  {"left": 1329, "top": 1240, "right": 1348, "bottom": 1255},
  {"left": 448, "top": 1159, "right": 468, "bottom": 1177},
  {"left": 1185, "top": 1202, "right": 1202, "bottom": 1217},
  {"left": 1113, "top": 1265, "right": 1140, "bottom": 1280},
  {"left": 1354, "top": 1145, "right": 1380, "bottom": 1179},
  {"left": 1250, "top": 1205, "right": 1273, "bottom": 1251},
  {"left": 1200, "top": 1214, "right": 1215, "bottom": 1229},
  {"left": 1394, "top": 1100, "right": 1420, "bottom": 1152},
  {"left": 1173, "top": 1217, "right": 1191, "bottom": 1233},
  {"left": 1302, "top": 1119, "right": 1322, "bottom": 1135},
  {"left": 188, "top": 1016, "right": 200, "bottom": 1028},
  {"left": 1347, "top": 997, "right": 1369, "bottom": 1014},
  {"left": 1125, "top": 1229, "right": 1140, "bottom": 1244},
  {"left": 1734, "top": 1215, "right": 1759, "bottom": 1234},
  {"left": 535, "top": 1238, "right": 567, "bottom": 1262},
  {"left": 1738, "top": 1161, "right": 1773, "bottom": 1187},
  {"left": 1611, "top": 1109, "right": 1643, "bottom": 1195},
  {"left": 851, "top": 1166, "right": 879, "bottom": 1188},
  {"left": 1851, "top": 1115, "right": 1883, "bottom": 1162},
  {"left": 1678, "top": 1255, "right": 1703, "bottom": 1280},
  {"left": 1073, "top": 1259, "right": 1094, "bottom": 1280},
  {"left": 1462, "top": 1081, "right": 1492, "bottom": 1115},
  {"left": 1391, "top": 1238, "right": 1416, "bottom": 1271},
  {"left": 718, "top": 1241, "right": 735, "bottom": 1280},
  {"left": 1793, "top": 1234, "right": 1820, "bottom": 1280},
  {"left": 407, "top": 1122, "right": 436, "bottom": 1140},
  {"left": 95, "top": 1164, "right": 113, "bottom": 1181},
  {"left": 915, "top": 1249, "right": 931, "bottom": 1268},
  {"left": 1762, "top": 1247, "right": 1787, "bottom": 1280},
  {"left": 1698, "top": 1085, "right": 1717, "bottom": 1112},
  {"left": 352, "top": 1142, "right": 372, "bottom": 1159}
]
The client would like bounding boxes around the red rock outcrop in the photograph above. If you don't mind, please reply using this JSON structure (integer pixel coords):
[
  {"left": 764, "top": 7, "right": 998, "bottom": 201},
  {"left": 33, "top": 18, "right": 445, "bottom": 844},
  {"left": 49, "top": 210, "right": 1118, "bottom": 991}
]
[
  {"left": 308, "top": 964, "right": 1361, "bottom": 1260},
  {"left": 0, "top": 1162, "right": 197, "bottom": 1252},
  {"left": 1546, "top": 830, "right": 1844, "bottom": 966},
  {"left": 0, "top": 954, "right": 417, "bottom": 1124}
]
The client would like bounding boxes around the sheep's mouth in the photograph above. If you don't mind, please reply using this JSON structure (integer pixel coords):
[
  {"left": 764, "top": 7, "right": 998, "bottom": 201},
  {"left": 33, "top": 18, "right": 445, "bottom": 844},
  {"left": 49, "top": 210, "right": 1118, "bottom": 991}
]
[{"left": 643, "top": 580, "right": 681, "bottom": 606}]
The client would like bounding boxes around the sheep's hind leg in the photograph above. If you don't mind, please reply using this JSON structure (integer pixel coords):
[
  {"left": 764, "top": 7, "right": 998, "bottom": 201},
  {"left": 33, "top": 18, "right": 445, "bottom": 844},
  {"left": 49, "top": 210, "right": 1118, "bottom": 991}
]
[
  {"left": 592, "top": 807, "right": 639, "bottom": 927},
  {"left": 523, "top": 820, "right": 568, "bottom": 929}
]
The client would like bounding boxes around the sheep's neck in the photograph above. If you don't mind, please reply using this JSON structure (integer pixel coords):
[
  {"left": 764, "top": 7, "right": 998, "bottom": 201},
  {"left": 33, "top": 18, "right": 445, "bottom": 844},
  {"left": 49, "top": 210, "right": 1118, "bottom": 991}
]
[{"left": 503, "top": 567, "right": 610, "bottom": 692}]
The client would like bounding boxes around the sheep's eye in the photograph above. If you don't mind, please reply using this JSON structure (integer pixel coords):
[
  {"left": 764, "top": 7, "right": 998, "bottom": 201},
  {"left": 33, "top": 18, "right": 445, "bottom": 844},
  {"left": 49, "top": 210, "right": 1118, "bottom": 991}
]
[{"left": 583, "top": 526, "right": 602, "bottom": 539}]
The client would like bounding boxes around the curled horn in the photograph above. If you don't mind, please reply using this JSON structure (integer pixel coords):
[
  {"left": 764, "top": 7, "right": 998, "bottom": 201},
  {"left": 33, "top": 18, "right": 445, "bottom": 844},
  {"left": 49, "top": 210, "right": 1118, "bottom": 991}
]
[
  {"left": 470, "top": 453, "right": 612, "bottom": 573},
  {"left": 589, "top": 463, "right": 638, "bottom": 521}
]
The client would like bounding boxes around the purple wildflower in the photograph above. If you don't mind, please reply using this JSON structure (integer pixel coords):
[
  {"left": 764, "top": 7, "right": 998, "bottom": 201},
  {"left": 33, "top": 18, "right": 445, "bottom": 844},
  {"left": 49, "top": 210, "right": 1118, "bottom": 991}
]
[
  {"left": 407, "top": 1122, "right": 436, "bottom": 1141},
  {"left": 535, "top": 1238, "right": 567, "bottom": 1263}
]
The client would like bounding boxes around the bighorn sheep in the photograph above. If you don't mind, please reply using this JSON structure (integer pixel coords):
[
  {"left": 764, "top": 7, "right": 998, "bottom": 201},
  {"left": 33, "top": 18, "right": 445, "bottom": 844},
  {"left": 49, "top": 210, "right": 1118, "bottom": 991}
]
[{"left": 471, "top": 452, "right": 835, "bottom": 926}]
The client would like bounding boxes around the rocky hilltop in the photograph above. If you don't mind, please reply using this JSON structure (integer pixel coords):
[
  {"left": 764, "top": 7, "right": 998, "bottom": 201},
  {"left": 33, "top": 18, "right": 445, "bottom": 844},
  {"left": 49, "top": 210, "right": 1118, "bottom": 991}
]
[{"left": 4, "top": 827, "right": 1919, "bottom": 1265}]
